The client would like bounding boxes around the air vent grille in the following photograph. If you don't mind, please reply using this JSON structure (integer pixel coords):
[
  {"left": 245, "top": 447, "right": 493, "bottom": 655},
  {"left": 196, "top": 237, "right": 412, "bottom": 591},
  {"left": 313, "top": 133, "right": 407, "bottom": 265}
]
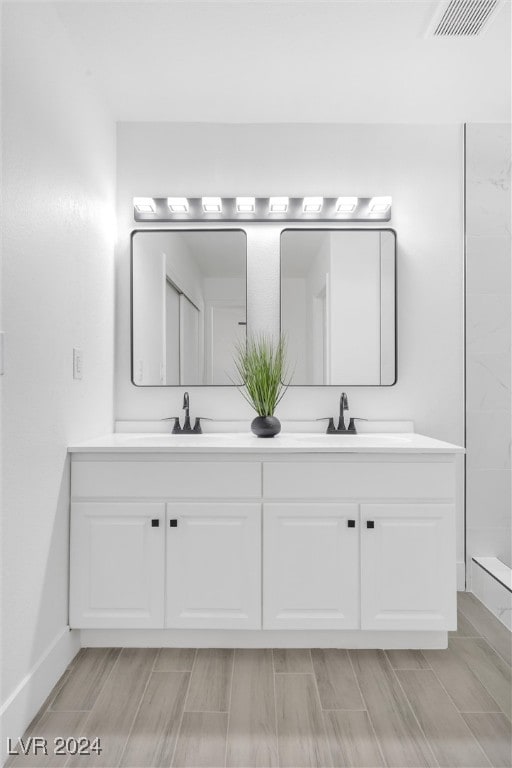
[{"left": 433, "top": 0, "right": 501, "bottom": 36}]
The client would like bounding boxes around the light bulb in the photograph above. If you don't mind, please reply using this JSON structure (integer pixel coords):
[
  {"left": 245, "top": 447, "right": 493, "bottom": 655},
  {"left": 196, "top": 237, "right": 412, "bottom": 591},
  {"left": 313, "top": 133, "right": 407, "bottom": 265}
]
[
  {"left": 202, "top": 197, "right": 222, "bottom": 213},
  {"left": 167, "top": 197, "right": 189, "bottom": 213},
  {"left": 269, "top": 196, "right": 289, "bottom": 213},
  {"left": 335, "top": 197, "right": 358, "bottom": 213},
  {"left": 303, "top": 197, "right": 323, "bottom": 213},
  {"left": 369, "top": 196, "right": 392, "bottom": 214},
  {"left": 134, "top": 197, "right": 156, "bottom": 213},
  {"left": 236, "top": 197, "right": 256, "bottom": 213}
]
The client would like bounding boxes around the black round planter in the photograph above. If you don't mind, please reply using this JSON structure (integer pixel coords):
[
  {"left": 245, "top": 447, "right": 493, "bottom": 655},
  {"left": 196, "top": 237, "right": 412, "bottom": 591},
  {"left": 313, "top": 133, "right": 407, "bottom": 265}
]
[{"left": 251, "top": 415, "right": 281, "bottom": 438}]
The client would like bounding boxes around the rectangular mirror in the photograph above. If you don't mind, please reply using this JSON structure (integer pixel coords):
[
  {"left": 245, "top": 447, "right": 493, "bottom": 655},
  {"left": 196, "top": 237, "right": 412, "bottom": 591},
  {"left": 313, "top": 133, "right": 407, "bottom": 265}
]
[
  {"left": 281, "top": 229, "right": 396, "bottom": 385},
  {"left": 132, "top": 230, "right": 247, "bottom": 385}
]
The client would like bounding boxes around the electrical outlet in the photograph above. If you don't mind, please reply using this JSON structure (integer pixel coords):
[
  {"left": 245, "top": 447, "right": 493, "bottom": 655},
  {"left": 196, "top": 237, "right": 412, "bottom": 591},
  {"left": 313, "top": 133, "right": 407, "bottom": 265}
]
[{"left": 73, "top": 348, "right": 83, "bottom": 380}]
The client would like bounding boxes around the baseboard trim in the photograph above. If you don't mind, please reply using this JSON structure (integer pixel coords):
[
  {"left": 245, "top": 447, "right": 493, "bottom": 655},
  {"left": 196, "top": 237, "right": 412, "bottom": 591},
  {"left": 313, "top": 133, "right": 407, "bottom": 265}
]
[
  {"left": 80, "top": 628, "right": 448, "bottom": 649},
  {"left": 0, "top": 627, "right": 80, "bottom": 768}
]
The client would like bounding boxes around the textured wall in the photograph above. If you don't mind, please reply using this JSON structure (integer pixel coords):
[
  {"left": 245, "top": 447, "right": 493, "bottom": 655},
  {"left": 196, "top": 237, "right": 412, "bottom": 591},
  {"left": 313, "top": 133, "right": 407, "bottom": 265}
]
[
  {"left": 465, "top": 124, "right": 512, "bottom": 575},
  {"left": 1, "top": 2, "right": 115, "bottom": 741}
]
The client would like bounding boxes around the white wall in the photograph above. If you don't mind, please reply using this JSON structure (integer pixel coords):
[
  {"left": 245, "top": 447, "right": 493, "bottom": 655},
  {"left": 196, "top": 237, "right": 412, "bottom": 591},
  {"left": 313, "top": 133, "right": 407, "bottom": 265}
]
[
  {"left": 465, "top": 124, "right": 511, "bottom": 578},
  {"left": 133, "top": 246, "right": 166, "bottom": 385},
  {"left": 281, "top": 277, "right": 308, "bottom": 382},
  {"left": 329, "top": 231, "right": 381, "bottom": 385},
  {"left": 116, "top": 122, "right": 465, "bottom": 579},
  {"left": 0, "top": 3, "right": 115, "bottom": 752}
]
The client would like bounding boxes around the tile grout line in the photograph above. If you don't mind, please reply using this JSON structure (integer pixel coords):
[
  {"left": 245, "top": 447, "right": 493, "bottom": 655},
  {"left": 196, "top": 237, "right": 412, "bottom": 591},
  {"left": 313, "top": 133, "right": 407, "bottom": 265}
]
[
  {"left": 274, "top": 670, "right": 318, "bottom": 675},
  {"left": 386, "top": 663, "right": 441, "bottom": 768},
  {"left": 44, "top": 649, "right": 86, "bottom": 715},
  {"left": 458, "top": 598, "right": 511, "bottom": 668},
  {"left": 46, "top": 669, "right": 73, "bottom": 713},
  {"left": 271, "top": 650, "right": 280, "bottom": 768},
  {"left": 402, "top": 659, "right": 499, "bottom": 718},
  {"left": 387, "top": 662, "right": 455, "bottom": 768},
  {"left": 346, "top": 651, "right": 388, "bottom": 768},
  {"left": 47, "top": 648, "right": 101, "bottom": 713},
  {"left": 461, "top": 710, "right": 512, "bottom": 768},
  {"left": 308, "top": 650, "right": 336, "bottom": 768},
  {"left": 169, "top": 649, "right": 197, "bottom": 768},
  {"left": 63, "top": 648, "right": 125, "bottom": 768},
  {"left": 223, "top": 649, "right": 236, "bottom": 768},
  {"left": 446, "top": 637, "right": 510, "bottom": 719},
  {"left": 394, "top": 664, "right": 492, "bottom": 768},
  {"left": 428, "top": 641, "right": 504, "bottom": 717},
  {"left": 116, "top": 649, "right": 160, "bottom": 767},
  {"left": 452, "top": 631, "right": 512, "bottom": 675},
  {"left": 384, "top": 649, "right": 432, "bottom": 671},
  {"left": 450, "top": 609, "right": 482, "bottom": 641},
  {"left": 320, "top": 707, "right": 370, "bottom": 712}
]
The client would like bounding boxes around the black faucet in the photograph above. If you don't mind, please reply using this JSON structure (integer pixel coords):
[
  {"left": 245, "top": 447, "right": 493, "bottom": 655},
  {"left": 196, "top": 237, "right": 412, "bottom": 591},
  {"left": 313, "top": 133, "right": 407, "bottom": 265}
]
[
  {"left": 161, "top": 391, "right": 204, "bottom": 434},
  {"left": 182, "top": 391, "right": 192, "bottom": 433},
  {"left": 318, "top": 392, "right": 365, "bottom": 434},
  {"left": 338, "top": 392, "right": 349, "bottom": 432}
]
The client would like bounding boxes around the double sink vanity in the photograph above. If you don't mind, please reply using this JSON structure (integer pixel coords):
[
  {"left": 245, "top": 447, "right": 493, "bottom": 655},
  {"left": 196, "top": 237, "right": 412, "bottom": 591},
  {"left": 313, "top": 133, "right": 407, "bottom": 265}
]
[
  {"left": 68, "top": 221, "right": 463, "bottom": 649},
  {"left": 68, "top": 430, "right": 463, "bottom": 649}
]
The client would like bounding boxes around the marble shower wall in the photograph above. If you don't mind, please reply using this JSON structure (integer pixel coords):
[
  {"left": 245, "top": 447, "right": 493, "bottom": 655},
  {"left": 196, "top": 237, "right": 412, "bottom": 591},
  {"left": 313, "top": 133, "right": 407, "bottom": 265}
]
[{"left": 466, "top": 124, "right": 511, "bottom": 576}]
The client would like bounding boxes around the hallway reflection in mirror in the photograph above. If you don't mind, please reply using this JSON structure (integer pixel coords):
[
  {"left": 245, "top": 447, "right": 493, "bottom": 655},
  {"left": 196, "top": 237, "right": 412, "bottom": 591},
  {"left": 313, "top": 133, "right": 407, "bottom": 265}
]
[
  {"left": 132, "top": 230, "right": 247, "bottom": 386},
  {"left": 281, "top": 229, "right": 396, "bottom": 386}
]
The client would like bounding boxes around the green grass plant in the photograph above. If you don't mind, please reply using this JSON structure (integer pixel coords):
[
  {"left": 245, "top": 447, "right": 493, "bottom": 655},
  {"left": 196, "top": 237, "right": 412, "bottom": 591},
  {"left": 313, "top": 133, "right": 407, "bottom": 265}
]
[{"left": 233, "top": 334, "right": 290, "bottom": 417}]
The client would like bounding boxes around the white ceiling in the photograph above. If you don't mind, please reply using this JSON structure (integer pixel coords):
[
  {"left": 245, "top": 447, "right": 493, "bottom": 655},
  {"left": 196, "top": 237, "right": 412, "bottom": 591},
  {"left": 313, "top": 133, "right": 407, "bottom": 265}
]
[{"left": 54, "top": 0, "right": 511, "bottom": 123}]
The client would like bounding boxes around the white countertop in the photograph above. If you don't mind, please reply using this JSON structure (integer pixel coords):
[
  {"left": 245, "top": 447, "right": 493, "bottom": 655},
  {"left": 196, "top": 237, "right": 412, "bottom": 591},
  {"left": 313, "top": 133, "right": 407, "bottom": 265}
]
[{"left": 68, "top": 432, "right": 464, "bottom": 454}]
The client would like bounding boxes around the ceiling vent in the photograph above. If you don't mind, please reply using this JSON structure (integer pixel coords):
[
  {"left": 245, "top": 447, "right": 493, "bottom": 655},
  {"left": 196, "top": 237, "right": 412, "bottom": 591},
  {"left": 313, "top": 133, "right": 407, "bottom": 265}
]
[{"left": 428, "top": 0, "right": 503, "bottom": 36}]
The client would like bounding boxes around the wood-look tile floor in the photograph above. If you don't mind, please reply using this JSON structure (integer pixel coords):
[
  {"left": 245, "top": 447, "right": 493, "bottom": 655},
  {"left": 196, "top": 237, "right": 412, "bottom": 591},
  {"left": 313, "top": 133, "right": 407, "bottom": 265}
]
[{"left": 7, "top": 594, "right": 511, "bottom": 768}]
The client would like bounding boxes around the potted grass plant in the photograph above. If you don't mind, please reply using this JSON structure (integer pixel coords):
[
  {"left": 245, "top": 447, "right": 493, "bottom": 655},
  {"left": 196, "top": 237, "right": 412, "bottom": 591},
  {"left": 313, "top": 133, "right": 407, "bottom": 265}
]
[{"left": 233, "top": 333, "right": 290, "bottom": 437}]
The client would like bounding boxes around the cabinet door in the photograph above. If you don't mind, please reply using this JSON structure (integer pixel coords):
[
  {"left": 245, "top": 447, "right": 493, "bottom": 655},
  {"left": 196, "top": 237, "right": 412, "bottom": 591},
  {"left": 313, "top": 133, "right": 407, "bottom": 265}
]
[
  {"left": 70, "top": 502, "right": 165, "bottom": 629},
  {"left": 361, "top": 504, "right": 456, "bottom": 631},
  {"left": 263, "top": 503, "right": 359, "bottom": 629},
  {"left": 166, "top": 503, "right": 261, "bottom": 629}
]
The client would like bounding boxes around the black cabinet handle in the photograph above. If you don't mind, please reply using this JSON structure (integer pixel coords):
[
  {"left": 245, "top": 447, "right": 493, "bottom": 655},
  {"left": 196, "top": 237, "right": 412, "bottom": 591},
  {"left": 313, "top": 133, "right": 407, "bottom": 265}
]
[
  {"left": 347, "top": 519, "right": 356, "bottom": 528},
  {"left": 151, "top": 519, "right": 160, "bottom": 527},
  {"left": 366, "top": 520, "right": 375, "bottom": 529},
  {"left": 169, "top": 519, "right": 178, "bottom": 528}
]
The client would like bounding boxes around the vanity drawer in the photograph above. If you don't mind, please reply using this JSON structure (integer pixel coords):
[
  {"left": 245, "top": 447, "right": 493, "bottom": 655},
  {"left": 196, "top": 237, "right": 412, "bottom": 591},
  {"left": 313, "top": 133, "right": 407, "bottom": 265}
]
[
  {"left": 72, "top": 460, "right": 261, "bottom": 499},
  {"left": 263, "top": 460, "right": 455, "bottom": 500}
]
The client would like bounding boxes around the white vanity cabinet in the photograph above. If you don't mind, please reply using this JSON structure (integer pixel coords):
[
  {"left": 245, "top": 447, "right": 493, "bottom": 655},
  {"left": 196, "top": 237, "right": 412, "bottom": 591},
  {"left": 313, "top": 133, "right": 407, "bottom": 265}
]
[
  {"left": 165, "top": 502, "right": 261, "bottom": 629},
  {"left": 69, "top": 458, "right": 261, "bottom": 631},
  {"left": 69, "top": 502, "right": 165, "bottom": 629},
  {"left": 69, "top": 436, "right": 462, "bottom": 645},
  {"left": 263, "top": 503, "right": 360, "bottom": 629},
  {"left": 361, "top": 503, "right": 455, "bottom": 631}
]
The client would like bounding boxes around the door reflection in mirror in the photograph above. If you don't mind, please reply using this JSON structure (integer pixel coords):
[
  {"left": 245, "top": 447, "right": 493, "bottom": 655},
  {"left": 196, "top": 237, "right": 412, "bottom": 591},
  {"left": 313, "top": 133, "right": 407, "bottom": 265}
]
[
  {"left": 132, "top": 230, "right": 247, "bottom": 385},
  {"left": 281, "top": 229, "right": 396, "bottom": 386}
]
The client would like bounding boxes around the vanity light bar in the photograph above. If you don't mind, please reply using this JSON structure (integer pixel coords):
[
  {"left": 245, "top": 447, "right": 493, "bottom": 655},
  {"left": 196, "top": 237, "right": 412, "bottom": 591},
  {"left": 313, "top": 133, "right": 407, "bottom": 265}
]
[{"left": 133, "top": 197, "right": 392, "bottom": 221}]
